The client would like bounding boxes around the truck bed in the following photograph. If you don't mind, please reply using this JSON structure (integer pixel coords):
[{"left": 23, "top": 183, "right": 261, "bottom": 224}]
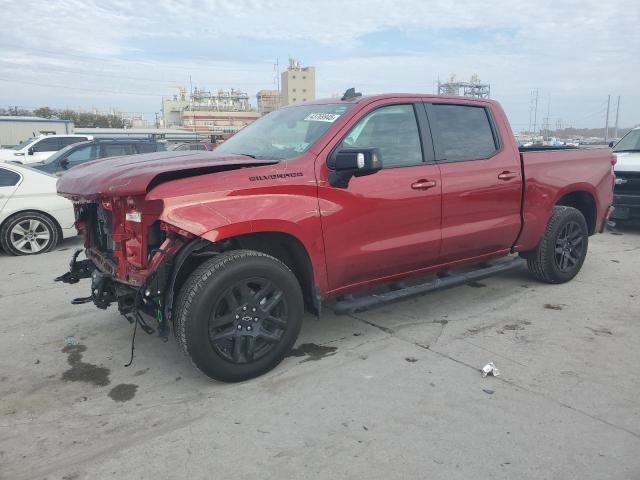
[{"left": 516, "top": 147, "right": 615, "bottom": 251}]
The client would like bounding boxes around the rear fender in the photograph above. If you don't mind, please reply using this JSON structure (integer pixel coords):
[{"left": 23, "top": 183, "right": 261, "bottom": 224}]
[{"left": 517, "top": 181, "right": 600, "bottom": 252}]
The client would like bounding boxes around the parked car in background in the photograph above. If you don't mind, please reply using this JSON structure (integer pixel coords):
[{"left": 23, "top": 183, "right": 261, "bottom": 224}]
[
  {"left": 31, "top": 139, "right": 166, "bottom": 176},
  {"left": 167, "top": 142, "right": 216, "bottom": 152},
  {"left": 0, "top": 134, "right": 92, "bottom": 164},
  {"left": 611, "top": 127, "right": 640, "bottom": 223},
  {"left": 0, "top": 162, "right": 75, "bottom": 255}
]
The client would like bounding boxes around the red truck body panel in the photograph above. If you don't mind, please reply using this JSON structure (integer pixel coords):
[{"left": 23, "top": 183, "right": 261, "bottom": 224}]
[
  {"left": 516, "top": 148, "right": 615, "bottom": 251},
  {"left": 57, "top": 94, "right": 615, "bottom": 300}
]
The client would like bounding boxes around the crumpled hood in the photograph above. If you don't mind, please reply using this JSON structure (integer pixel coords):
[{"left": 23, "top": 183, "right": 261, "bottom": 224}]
[
  {"left": 57, "top": 150, "right": 278, "bottom": 199},
  {"left": 614, "top": 151, "right": 640, "bottom": 173}
]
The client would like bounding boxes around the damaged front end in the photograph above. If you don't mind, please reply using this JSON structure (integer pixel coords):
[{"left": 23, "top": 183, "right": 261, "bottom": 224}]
[{"left": 55, "top": 196, "right": 205, "bottom": 338}]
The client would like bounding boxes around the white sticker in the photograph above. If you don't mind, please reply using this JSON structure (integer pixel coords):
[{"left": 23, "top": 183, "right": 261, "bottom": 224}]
[{"left": 304, "top": 113, "right": 341, "bottom": 123}]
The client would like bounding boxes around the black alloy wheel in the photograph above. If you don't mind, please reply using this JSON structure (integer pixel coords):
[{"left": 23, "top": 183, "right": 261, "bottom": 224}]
[{"left": 209, "top": 277, "right": 288, "bottom": 364}]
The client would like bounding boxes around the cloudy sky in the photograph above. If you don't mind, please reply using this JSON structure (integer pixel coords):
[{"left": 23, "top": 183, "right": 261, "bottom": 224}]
[{"left": 0, "top": 0, "right": 638, "bottom": 131}]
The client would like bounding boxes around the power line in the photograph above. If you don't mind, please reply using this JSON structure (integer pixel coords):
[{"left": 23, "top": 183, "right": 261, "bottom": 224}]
[{"left": 0, "top": 77, "right": 166, "bottom": 97}]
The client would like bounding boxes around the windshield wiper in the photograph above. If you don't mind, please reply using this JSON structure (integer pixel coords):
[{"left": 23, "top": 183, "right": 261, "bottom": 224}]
[
  {"left": 613, "top": 149, "right": 640, "bottom": 153},
  {"left": 230, "top": 152, "right": 257, "bottom": 159}
]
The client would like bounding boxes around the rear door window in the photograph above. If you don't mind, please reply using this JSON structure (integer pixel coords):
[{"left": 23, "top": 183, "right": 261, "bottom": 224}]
[
  {"left": 427, "top": 104, "right": 498, "bottom": 162},
  {"left": 0, "top": 167, "right": 21, "bottom": 187},
  {"left": 135, "top": 143, "right": 159, "bottom": 153},
  {"left": 101, "top": 144, "right": 135, "bottom": 157},
  {"left": 59, "top": 137, "right": 86, "bottom": 147}
]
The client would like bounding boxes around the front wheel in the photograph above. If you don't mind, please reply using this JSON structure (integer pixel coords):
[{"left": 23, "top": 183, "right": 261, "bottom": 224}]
[
  {"left": 526, "top": 206, "right": 589, "bottom": 284},
  {"left": 173, "top": 250, "right": 304, "bottom": 382}
]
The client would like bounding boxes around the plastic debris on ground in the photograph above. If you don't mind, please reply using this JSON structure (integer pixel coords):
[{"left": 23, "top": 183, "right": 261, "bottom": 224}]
[
  {"left": 64, "top": 336, "right": 79, "bottom": 346},
  {"left": 481, "top": 362, "right": 500, "bottom": 377}
]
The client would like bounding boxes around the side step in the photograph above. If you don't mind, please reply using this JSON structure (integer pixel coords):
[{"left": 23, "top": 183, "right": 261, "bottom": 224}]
[{"left": 333, "top": 258, "right": 523, "bottom": 315}]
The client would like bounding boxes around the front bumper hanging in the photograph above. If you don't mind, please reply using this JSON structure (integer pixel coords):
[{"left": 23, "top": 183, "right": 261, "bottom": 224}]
[{"left": 54, "top": 249, "right": 168, "bottom": 337}]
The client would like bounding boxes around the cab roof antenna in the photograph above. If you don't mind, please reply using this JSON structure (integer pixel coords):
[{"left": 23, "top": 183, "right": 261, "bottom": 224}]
[{"left": 341, "top": 87, "right": 362, "bottom": 101}]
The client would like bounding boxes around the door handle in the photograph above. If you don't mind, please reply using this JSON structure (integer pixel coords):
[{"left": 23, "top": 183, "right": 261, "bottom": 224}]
[
  {"left": 498, "top": 171, "right": 518, "bottom": 181},
  {"left": 411, "top": 179, "right": 437, "bottom": 190}
]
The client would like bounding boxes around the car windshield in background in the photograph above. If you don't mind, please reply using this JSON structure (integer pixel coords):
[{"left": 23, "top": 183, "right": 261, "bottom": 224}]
[
  {"left": 613, "top": 130, "right": 640, "bottom": 152},
  {"left": 215, "top": 103, "right": 353, "bottom": 160},
  {"left": 9, "top": 137, "right": 37, "bottom": 150}
]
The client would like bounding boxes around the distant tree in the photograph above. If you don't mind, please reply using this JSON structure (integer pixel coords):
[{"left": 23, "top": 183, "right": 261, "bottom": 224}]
[
  {"left": 33, "top": 107, "right": 55, "bottom": 118},
  {"left": 0, "top": 107, "right": 32, "bottom": 116}
]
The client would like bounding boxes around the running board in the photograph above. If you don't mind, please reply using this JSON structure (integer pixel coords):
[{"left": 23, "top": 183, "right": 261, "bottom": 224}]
[{"left": 333, "top": 258, "right": 523, "bottom": 315}]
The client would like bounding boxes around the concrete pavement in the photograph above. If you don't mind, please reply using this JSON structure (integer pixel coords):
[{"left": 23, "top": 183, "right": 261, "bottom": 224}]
[{"left": 1, "top": 228, "right": 639, "bottom": 479}]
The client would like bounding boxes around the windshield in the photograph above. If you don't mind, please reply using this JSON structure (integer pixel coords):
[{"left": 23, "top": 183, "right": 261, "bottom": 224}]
[
  {"left": 613, "top": 130, "right": 640, "bottom": 152},
  {"left": 9, "top": 137, "right": 37, "bottom": 150},
  {"left": 215, "top": 103, "right": 352, "bottom": 160}
]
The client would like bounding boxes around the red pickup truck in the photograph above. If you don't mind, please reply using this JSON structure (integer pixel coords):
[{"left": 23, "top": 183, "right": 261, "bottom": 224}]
[{"left": 56, "top": 91, "right": 615, "bottom": 382}]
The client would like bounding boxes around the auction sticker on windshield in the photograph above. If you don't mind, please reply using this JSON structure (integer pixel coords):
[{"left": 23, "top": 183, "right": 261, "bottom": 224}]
[{"left": 304, "top": 113, "right": 341, "bottom": 122}]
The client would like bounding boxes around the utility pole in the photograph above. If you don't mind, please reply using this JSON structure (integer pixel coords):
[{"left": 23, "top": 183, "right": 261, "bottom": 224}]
[
  {"left": 604, "top": 94, "right": 611, "bottom": 143},
  {"left": 614, "top": 95, "right": 621, "bottom": 139},
  {"left": 532, "top": 89, "right": 539, "bottom": 138}
]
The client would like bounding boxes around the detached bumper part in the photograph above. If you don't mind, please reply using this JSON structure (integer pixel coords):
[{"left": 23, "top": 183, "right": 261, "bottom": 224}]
[
  {"left": 54, "top": 249, "right": 95, "bottom": 284},
  {"left": 55, "top": 250, "right": 162, "bottom": 336}
]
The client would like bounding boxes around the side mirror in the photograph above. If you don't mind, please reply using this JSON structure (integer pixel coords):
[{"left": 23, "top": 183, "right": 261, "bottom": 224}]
[
  {"left": 327, "top": 148, "right": 382, "bottom": 188},
  {"left": 608, "top": 141, "right": 615, "bottom": 148},
  {"left": 27, "top": 147, "right": 34, "bottom": 155},
  {"left": 59, "top": 158, "right": 69, "bottom": 169}
]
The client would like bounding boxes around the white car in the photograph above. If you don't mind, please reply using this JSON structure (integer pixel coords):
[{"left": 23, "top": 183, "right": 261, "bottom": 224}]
[
  {"left": 0, "top": 162, "right": 76, "bottom": 255},
  {"left": 611, "top": 127, "right": 640, "bottom": 223},
  {"left": 0, "top": 134, "right": 92, "bottom": 164}
]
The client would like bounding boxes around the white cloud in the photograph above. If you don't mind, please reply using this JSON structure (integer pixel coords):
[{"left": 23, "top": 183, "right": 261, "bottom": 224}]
[{"left": 0, "top": 0, "right": 638, "bottom": 128}]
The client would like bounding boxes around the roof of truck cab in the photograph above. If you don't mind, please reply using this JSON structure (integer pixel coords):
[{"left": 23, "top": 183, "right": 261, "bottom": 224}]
[{"left": 303, "top": 93, "right": 498, "bottom": 106}]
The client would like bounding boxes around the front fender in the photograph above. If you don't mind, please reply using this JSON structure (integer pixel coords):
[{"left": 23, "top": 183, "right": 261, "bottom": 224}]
[{"left": 158, "top": 193, "right": 329, "bottom": 292}]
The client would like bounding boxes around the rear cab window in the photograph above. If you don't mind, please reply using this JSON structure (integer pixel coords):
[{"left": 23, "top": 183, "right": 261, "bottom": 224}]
[{"left": 426, "top": 103, "right": 499, "bottom": 162}]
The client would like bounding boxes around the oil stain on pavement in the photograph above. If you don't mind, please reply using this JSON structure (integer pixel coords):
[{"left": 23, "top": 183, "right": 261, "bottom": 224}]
[
  {"left": 287, "top": 343, "right": 337, "bottom": 363},
  {"left": 108, "top": 384, "right": 138, "bottom": 402},
  {"left": 61, "top": 344, "right": 110, "bottom": 387}
]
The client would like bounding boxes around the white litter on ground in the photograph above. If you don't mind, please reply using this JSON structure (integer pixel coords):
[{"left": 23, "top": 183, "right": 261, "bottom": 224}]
[{"left": 481, "top": 362, "right": 500, "bottom": 377}]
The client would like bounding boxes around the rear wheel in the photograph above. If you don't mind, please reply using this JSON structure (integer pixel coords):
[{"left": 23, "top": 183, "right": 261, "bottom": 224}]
[
  {"left": 526, "top": 206, "right": 588, "bottom": 283},
  {"left": 173, "top": 250, "right": 304, "bottom": 382},
  {"left": 0, "top": 211, "right": 59, "bottom": 256}
]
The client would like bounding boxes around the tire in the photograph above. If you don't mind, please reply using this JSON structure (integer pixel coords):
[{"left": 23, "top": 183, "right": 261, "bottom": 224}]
[
  {"left": 173, "top": 250, "right": 304, "bottom": 382},
  {"left": 526, "top": 206, "right": 589, "bottom": 284},
  {"left": 0, "top": 211, "right": 60, "bottom": 256}
]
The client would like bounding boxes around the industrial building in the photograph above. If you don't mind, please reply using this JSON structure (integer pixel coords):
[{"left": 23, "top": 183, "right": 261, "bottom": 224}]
[
  {"left": 181, "top": 110, "right": 261, "bottom": 139},
  {"left": 159, "top": 58, "right": 316, "bottom": 137},
  {"left": 280, "top": 58, "right": 316, "bottom": 106},
  {"left": 161, "top": 87, "right": 260, "bottom": 139},
  {"left": 437, "top": 74, "right": 490, "bottom": 98},
  {"left": 0, "top": 116, "right": 74, "bottom": 147},
  {"left": 257, "top": 90, "right": 280, "bottom": 114}
]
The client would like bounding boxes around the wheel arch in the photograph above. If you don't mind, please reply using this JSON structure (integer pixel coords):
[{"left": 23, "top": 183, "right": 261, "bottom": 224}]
[
  {"left": 555, "top": 190, "right": 597, "bottom": 235},
  {"left": 169, "top": 231, "right": 320, "bottom": 315}
]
